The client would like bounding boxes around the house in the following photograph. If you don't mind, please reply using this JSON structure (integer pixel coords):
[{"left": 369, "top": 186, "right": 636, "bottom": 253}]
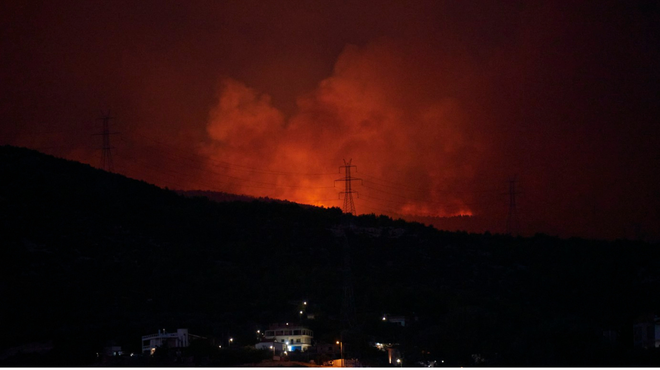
[
  {"left": 261, "top": 323, "right": 314, "bottom": 352},
  {"left": 141, "top": 328, "right": 202, "bottom": 355}
]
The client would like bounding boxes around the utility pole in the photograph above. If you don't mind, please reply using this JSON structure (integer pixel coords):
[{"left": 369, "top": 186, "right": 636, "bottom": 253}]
[
  {"left": 335, "top": 159, "right": 362, "bottom": 215},
  {"left": 93, "top": 111, "right": 119, "bottom": 172},
  {"left": 506, "top": 176, "right": 521, "bottom": 235}
]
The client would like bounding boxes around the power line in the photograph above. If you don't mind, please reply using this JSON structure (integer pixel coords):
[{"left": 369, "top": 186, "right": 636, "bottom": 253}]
[
  {"left": 361, "top": 183, "right": 502, "bottom": 210},
  {"left": 114, "top": 150, "right": 340, "bottom": 206},
  {"left": 85, "top": 129, "right": 529, "bottom": 221},
  {"left": 362, "top": 173, "right": 501, "bottom": 196},
  {"left": 129, "top": 131, "right": 337, "bottom": 177},
  {"left": 121, "top": 132, "right": 520, "bottom": 206},
  {"left": 122, "top": 142, "right": 335, "bottom": 190},
  {"left": 110, "top": 133, "right": 514, "bottom": 219}
]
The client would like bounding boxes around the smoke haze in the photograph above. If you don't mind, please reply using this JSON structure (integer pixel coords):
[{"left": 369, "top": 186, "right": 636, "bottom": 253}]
[{"left": 1, "top": 0, "right": 659, "bottom": 240}]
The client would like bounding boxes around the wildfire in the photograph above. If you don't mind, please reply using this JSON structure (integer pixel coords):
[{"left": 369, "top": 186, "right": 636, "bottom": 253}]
[
  {"left": 399, "top": 203, "right": 473, "bottom": 218},
  {"left": 196, "top": 41, "right": 480, "bottom": 222}
]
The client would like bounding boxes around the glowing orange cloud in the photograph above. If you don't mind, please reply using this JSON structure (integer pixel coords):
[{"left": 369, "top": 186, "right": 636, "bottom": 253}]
[{"left": 201, "top": 40, "right": 481, "bottom": 218}]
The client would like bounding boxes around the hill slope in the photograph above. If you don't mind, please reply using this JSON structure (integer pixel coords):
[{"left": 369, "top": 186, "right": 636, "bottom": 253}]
[{"left": 0, "top": 145, "right": 658, "bottom": 366}]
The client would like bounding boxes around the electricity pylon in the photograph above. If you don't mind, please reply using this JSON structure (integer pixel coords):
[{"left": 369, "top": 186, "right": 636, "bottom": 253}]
[
  {"left": 335, "top": 159, "right": 362, "bottom": 215},
  {"left": 93, "top": 111, "right": 118, "bottom": 172}
]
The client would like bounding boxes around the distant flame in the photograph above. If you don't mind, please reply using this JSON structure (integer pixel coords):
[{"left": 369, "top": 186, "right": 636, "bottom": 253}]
[
  {"left": 200, "top": 41, "right": 480, "bottom": 221},
  {"left": 399, "top": 202, "right": 473, "bottom": 218}
]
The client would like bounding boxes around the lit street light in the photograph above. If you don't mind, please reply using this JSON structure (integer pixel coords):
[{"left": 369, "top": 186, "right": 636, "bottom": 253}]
[{"left": 336, "top": 340, "right": 343, "bottom": 367}]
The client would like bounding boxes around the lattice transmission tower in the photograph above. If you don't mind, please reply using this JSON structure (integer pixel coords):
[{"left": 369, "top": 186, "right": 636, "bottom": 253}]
[
  {"left": 93, "top": 111, "right": 118, "bottom": 172},
  {"left": 335, "top": 159, "right": 362, "bottom": 215}
]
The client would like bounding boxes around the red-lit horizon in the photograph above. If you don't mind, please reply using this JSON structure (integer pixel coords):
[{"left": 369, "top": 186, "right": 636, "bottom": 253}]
[{"left": 1, "top": 1, "right": 659, "bottom": 241}]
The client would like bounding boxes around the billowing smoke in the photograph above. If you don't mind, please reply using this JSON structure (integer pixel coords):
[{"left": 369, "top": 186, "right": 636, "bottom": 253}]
[
  {"left": 2, "top": 1, "right": 658, "bottom": 240},
  {"left": 203, "top": 40, "right": 480, "bottom": 217}
]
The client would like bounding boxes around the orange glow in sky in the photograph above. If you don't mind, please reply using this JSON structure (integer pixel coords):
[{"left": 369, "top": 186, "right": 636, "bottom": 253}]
[{"left": 2, "top": 1, "right": 659, "bottom": 240}]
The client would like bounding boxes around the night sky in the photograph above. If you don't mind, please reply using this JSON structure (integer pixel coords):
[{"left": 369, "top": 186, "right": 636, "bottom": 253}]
[{"left": 1, "top": 0, "right": 659, "bottom": 241}]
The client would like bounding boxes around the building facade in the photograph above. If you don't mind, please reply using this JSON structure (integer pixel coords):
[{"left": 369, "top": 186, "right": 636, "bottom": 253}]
[
  {"left": 262, "top": 324, "right": 314, "bottom": 352},
  {"left": 141, "top": 328, "right": 192, "bottom": 355}
]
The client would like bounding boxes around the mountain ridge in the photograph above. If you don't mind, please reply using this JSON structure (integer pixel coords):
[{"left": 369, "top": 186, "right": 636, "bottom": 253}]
[{"left": 0, "top": 145, "right": 658, "bottom": 366}]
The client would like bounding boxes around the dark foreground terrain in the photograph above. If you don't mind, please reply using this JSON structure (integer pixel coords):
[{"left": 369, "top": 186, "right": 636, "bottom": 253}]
[{"left": 0, "top": 145, "right": 658, "bottom": 366}]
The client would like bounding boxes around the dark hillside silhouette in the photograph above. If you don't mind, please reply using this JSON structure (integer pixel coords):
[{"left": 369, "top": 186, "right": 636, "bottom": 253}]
[{"left": 0, "top": 145, "right": 658, "bottom": 366}]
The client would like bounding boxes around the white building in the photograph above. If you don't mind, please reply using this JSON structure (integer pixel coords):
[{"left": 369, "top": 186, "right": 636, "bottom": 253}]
[
  {"left": 142, "top": 328, "right": 193, "bottom": 355},
  {"left": 262, "top": 324, "right": 314, "bottom": 352}
]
